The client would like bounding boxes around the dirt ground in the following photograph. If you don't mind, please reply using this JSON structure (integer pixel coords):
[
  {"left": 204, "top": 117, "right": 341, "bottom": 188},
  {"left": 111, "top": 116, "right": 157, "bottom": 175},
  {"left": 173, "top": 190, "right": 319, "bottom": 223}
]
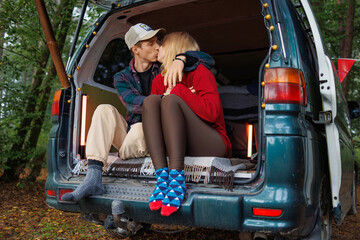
[{"left": 0, "top": 171, "right": 359, "bottom": 240}]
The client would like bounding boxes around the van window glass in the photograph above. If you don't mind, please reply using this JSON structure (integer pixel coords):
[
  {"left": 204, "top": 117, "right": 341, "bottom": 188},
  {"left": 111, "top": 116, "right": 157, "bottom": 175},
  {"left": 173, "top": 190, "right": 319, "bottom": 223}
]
[
  {"left": 290, "top": 3, "right": 318, "bottom": 72},
  {"left": 93, "top": 38, "right": 132, "bottom": 88}
]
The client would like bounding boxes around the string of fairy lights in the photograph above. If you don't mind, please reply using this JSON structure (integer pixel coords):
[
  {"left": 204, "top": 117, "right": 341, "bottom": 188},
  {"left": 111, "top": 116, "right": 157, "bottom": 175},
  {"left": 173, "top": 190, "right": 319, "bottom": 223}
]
[{"left": 261, "top": 0, "right": 275, "bottom": 70}]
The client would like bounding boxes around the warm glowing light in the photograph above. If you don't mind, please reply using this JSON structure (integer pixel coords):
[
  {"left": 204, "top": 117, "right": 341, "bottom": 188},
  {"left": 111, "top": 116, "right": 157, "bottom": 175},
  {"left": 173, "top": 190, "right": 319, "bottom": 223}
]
[
  {"left": 80, "top": 94, "right": 88, "bottom": 146},
  {"left": 247, "top": 124, "right": 253, "bottom": 158}
]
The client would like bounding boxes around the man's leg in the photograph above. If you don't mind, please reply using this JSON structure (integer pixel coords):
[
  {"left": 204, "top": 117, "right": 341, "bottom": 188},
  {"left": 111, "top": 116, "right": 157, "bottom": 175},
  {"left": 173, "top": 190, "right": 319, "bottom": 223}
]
[
  {"left": 119, "top": 122, "right": 148, "bottom": 159},
  {"left": 62, "top": 104, "right": 128, "bottom": 202}
]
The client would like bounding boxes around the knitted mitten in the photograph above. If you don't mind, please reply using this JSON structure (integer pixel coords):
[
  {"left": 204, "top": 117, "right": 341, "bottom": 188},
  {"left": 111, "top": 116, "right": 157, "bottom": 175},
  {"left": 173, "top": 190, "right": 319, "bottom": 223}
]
[
  {"left": 161, "top": 169, "right": 186, "bottom": 216},
  {"left": 149, "top": 167, "right": 169, "bottom": 210},
  {"left": 62, "top": 160, "right": 105, "bottom": 202}
]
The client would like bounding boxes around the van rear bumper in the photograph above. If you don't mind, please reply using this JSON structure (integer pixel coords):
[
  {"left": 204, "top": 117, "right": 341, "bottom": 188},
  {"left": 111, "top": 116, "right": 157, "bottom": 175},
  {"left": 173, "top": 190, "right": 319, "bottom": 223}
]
[{"left": 46, "top": 182, "right": 316, "bottom": 237}]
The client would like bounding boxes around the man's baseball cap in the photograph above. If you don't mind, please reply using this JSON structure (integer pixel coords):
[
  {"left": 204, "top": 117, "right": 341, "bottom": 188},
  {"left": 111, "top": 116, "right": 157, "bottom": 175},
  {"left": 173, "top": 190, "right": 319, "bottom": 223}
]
[{"left": 125, "top": 23, "right": 166, "bottom": 49}]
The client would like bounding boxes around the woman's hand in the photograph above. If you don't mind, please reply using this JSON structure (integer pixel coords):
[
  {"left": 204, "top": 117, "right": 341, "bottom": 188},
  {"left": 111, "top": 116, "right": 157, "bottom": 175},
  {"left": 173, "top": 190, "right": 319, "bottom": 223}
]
[
  {"left": 164, "top": 56, "right": 186, "bottom": 88},
  {"left": 164, "top": 86, "right": 195, "bottom": 97},
  {"left": 164, "top": 87, "right": 172, "bottom": 96}
]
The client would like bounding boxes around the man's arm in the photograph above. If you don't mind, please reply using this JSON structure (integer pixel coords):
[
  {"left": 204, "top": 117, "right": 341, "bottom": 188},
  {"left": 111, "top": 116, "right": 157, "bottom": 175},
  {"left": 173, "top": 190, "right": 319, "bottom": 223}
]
[
  {"left": 114, "top": 72, "right": 145, "bottom": 114},
  {"left": 164, "top": 51, "right": 215, "bottom": 88},
  {"left": 184, "top": 51, "right": 215, "bottom": 71}
]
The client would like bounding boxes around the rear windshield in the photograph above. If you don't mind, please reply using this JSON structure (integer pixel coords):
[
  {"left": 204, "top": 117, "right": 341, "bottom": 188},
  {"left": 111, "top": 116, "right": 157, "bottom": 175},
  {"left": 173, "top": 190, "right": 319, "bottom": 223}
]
[{"left": 93, "top": 38, "right": 132, "bottom": 88}]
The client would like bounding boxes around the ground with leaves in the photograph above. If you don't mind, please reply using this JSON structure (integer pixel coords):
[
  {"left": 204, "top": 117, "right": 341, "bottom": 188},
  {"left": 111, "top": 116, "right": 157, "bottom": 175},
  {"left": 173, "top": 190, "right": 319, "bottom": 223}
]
[{"left": 0, "top": 171, "right": 359, "bottom": 240}]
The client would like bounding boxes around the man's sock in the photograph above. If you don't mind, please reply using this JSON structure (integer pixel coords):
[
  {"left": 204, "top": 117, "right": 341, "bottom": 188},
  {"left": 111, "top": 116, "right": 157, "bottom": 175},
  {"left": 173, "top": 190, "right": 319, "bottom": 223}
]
[
  {"left": 161, "top": 169, "right": 186, "bottom": 216},
  {"left": 149, "top": 167, "right": 169, "bottom": 210},
  {"left": 62, "top": 160, "right": 105, "bottom": 202}
]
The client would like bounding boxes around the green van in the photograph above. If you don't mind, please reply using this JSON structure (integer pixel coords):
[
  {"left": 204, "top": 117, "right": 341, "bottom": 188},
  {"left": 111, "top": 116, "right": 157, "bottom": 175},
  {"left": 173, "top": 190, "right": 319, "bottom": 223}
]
[{"left": 44, "top": 0, "right": 359, "bottom": 239}]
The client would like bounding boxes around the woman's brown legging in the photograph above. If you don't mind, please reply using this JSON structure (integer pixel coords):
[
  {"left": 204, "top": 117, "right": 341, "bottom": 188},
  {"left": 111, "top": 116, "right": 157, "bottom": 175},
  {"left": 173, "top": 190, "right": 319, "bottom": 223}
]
[{"left": 142, "top": 94, "right": 226, "bottom": 170}]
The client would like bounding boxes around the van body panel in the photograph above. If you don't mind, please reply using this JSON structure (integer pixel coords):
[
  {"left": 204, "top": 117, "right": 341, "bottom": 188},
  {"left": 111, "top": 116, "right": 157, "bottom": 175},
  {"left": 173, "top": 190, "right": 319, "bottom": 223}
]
[
  {"left": 45, "top": 179, "right": 317, "bottom": 237},
  {"left": 264, "top": 104, "right": 304, "bottom": 135},
  {"left": 42, "top": 0, "right": 357, "bottom": 237}
]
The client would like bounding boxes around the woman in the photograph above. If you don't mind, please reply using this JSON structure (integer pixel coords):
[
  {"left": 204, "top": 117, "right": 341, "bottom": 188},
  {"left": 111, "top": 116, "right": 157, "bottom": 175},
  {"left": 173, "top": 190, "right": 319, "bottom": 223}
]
[{"left": 142, "top": 32, "right": 231, "bottom": 216}]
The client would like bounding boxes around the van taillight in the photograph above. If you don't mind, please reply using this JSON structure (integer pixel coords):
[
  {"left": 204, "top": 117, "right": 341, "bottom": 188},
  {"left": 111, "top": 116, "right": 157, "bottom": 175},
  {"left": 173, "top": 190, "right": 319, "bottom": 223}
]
[
  {"left": 253, "top": 208, "right": 283, "bottom": 217},
  {"left": 264, "top": 68, "right": 307, "bottom": 106},
  {"left": 59, "top": 189, "right": 73, "bottom": 201},
  {"left": 52, "top": 90, "right": 62, "bottom": 116},
  {"left": 46, "top": 189, "right": 56, "bottom": 197}
]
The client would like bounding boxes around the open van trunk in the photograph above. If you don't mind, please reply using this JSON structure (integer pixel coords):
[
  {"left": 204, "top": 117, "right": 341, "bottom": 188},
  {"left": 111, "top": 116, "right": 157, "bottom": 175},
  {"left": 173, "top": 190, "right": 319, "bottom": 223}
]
[{"left": 67, "top": 0, "right": 267, "bottom": 188}]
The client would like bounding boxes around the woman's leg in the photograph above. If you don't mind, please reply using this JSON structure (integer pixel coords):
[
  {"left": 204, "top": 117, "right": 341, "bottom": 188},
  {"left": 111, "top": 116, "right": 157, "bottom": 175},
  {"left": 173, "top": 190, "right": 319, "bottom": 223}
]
[
  {"left": 143, "top": 95, "right": 167, "bottom": 169},
  {"left": 161, "top": 94, "right": 226, "bottom": 169},
  {"left": 159, "top": 95, "right": 226, "bottom": 216},
  {"left": 142, "top": 95, "right": 169, "bottom": 210}
]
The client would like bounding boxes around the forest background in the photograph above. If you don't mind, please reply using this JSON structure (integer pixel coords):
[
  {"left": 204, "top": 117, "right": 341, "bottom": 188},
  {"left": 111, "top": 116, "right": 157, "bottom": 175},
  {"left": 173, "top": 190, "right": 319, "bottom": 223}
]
[{"left": 0, "top": 0, "right": 359, "bottom": 183}]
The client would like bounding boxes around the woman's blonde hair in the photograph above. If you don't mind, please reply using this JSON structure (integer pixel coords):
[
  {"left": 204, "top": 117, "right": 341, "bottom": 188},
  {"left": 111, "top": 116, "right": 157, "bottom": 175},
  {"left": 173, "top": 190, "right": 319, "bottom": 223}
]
[{"left": 161, "top": 32, "right": 200, "bottom": 75}]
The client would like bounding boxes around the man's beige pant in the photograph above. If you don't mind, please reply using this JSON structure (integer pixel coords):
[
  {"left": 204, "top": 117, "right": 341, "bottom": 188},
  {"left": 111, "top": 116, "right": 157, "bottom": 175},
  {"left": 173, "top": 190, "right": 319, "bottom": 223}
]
[{"left": 86, "top": 104, "right": 148, "bottom": 164}]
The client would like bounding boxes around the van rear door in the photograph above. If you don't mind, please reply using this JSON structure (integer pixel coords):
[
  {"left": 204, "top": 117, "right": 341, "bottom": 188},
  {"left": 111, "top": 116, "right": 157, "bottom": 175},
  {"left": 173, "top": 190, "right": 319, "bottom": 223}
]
[
  {"left": 300, "top": 0, "right": 354, "bottom": 223},
  {"left": 89, "top": 0, "right": 148, "bottom": 10}
]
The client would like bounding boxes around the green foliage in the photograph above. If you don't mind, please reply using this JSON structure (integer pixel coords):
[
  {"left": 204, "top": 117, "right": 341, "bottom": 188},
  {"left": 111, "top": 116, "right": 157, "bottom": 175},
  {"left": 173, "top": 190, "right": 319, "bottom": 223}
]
[
  {"left": 354, "top": 146, "right": 360, "bottom": 167},
  {"left": 0, "top": 0, "right": 106, "bottom": 176},
  {"left": 312, "top": 0, "right": 360, "bottom": 158},
  {"left": 311, "top": 0, "right": 347, "bottom": 57},
  {"left": 0, "top": 63, "right": 29, "bottom": 169},
  {"left": 16, "top": 181, "right": 26, "bottom": 189}
]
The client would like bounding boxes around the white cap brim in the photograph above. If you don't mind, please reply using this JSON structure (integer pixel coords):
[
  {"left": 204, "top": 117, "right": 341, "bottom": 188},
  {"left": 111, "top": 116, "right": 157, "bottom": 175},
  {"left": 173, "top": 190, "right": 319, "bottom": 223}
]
[{"left": 140, "top": 28, "right": 166, "bottom": 42}]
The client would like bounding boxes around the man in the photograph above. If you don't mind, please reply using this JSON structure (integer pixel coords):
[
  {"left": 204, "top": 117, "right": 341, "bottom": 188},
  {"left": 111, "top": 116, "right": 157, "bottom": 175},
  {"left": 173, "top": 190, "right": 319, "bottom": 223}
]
[{"left": 62, "top": 23, "right": 214, "bottom": 202}]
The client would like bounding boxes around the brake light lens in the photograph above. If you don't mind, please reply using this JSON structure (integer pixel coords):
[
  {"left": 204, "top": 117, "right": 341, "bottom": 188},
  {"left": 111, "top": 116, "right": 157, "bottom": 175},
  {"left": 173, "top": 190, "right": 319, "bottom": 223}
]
[
  {"left": 52, "top": 90, "right": 62, "bottom": 116},
  {"left": 253, "top": 208, "right": 283, "bottom": 217},
  {"left": 59, "top": 189, "right": 73, "bottom": 201},
  {"left": 264, "top": 68, "right": 307, "bottom": 106},
  {"left": 46, "top": 189, "right": 56, "bottom": 197}
]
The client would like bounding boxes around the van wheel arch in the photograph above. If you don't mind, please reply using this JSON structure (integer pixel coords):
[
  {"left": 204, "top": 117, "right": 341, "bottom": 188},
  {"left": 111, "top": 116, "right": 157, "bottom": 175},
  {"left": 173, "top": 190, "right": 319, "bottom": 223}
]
[{"left": 304, "top": 175, "right": 332, "bottom": 240}]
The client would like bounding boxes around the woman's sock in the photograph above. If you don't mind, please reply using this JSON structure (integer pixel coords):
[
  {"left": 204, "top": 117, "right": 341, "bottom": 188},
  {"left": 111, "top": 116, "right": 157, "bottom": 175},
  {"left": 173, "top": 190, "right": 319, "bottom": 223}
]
[
  {"left": 161, "top": 169, "right": 186, "bottom": 216},
  {"left": 149, "top": 167, "right": 169, "bottom": 210},
  {"left": 61, "top": 160, "right": 105, "bottom": 202}
]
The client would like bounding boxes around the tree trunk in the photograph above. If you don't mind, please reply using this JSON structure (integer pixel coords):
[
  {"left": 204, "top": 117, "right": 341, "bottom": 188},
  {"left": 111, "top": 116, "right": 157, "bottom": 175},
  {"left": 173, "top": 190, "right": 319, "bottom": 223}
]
[
  {"left": 0, "top": 44, "right": 50, "bottom": 182},
  {"left": 0, "top": 25, "right": 5, "bottom": 117},
  {"left": 339, "top": 0, "right": 355, "bottom": 99},
  {"left": 0, "top": 0, "right": 70, "bottom": 182},
  {"left": 25, "top": 151, "right": 46, "bottom": 182},
  {"left": 0, "top": 28, "right": 4, "bottom": 66},
  {"left": 26, "top": 0, "right": 75, "bottom": 181}
]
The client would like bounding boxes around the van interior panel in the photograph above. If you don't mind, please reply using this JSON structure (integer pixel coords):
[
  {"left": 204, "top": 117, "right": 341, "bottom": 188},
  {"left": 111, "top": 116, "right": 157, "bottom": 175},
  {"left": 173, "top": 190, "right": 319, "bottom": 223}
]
[{"left": 127, "top": 0, "right": 269, "bottom": 84}]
